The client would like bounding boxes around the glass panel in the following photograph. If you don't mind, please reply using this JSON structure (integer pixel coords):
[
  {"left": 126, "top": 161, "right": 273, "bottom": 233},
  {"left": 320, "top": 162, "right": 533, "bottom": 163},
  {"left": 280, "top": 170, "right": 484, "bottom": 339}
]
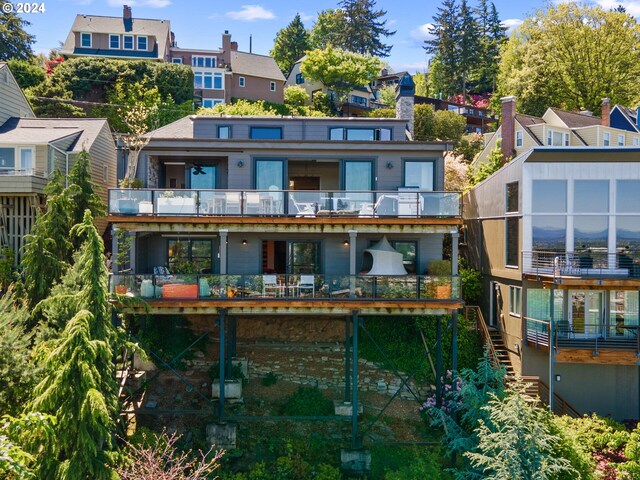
[
  {"left": 344, "top": 161, "right": 372, "bottom": 191},
  {"left": 250, "top": 127, "right": 282, "bottom": 139},
  {"left": 532, "top": 180, "right": 566, "bottom": 212},
  {"left": 617, "top": 180, "right": 640, "bottom": 213},
  {"left": 329, "top": 128, "right": 343, "bottom": 140},
  {"left": 617, "top": 216, "right": 640, "bottom": 252},
  {"left": 190, "top": 166, "right": 215, "bottom": 189},
  {"left": 214, "top": 74, "right": 222, "bottom": 89},
  {"left": 392, "top": 241, "right": 416, "bottom": 273},
  {"left": 346, "top": 129, "right": 374, "bottom": 141},
  {"left": 527, "top": 288, "right": 564, "bottom": 321},
  {"left": 609, "top": 291, "right": 639, "bottom": 337},
  {"left": 194, "top": 73, "right": 203, "bottom": 89},
  {"left": 256, "top": 160, "right": 283, "bottom": 190},
  {"left": 203, "top": 74, "right": 213, "bottom": 89},
  {"left": 218, "top": 126, "right": 230, "bottom": 139},
  {"left": 574, "top": 180, "right": 608, "bottom": 213},
  {"left": 137, "top": 37, "right": 147, "bottom": 50},
  {"left": 552, "top": 131, "right": 563, "bottom": 146},
  {"left": 123, "top": 36, "right": 133, "bottom": 49},
  {"left": 167, "top": 240, "right": 189, "bottom": 272},
  {"left": 0, "top": 148, "right": 15, "bottom": 169},
  {"left": 574, "top": 215, "right": 608, "bottom": 253},
  {"left": 532, "top": 215, "right": 566, "bottom": 251},
  {"left": 404, "top": 161, "right": 434, "bottom": 190},
  {"left": 570, "top": 291, "right": 602, "bottom": 337},
  {"left": 20, "top": 149, "right": 32, "bottom": 171},
  {"left": 289, "top": 242, "right": 319, "bottom": 274},
  {"left": 506, "top": 182, "right": 518, "bottom": 213},
  {"left": 110, "top": 35, "right": 119, "bottom": 48},
  {"left": 82, "top": 33, "right": 91, "bottom": 47},
  {"left": 191, "top": 240, "right": 213, "bottom": 273}
]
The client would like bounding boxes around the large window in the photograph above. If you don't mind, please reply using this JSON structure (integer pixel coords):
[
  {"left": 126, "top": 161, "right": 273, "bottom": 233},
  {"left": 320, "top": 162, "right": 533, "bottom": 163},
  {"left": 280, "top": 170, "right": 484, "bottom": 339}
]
[
  {"left": 344, "top": 160, "right": 373, "bottom": 190},
  {"left": 532, "top": 216, "right": 566, "bottom": 251},
  {"left": 250, "top": 127, "right": 282, "bottom": 140},
  {"left": 506, "top": 217, "right": 519, "bottom": 267},
  {"left": 137, "top": 36, "right": 147, "bottom": 50},
  {"left": 392, "top": 241, "right": 417, "bottom": 274},
  {"left": 546, "top": 130, "right": 569, "bottom": 146},
  {"left": 329, "top": 127, "right": 392, "bottom": 141},
  {"left": 617, "top": 180, "right": 640, "bottom": 213},
  {"left": 509, "top": 286, "right": 522, "bottom": 316},
  {"left": 603, "top": 132, "right": 610, "bottom": 146},
  {"left": 255, "top": 159, "right": 284, "bottom": 190},
  {"left": 289, "top": 241, "right": 320, "bottom": 274},
  {"left": 167, "top": 239, "right": 213, "bottom": 273},
  {"left": 516, "top": 130, "right": 523, "bottom": 147},
  {"left": 195, "top": 72, "right": 221, "bottom": 90},
  {"left": 609, "top": 291, "right": 639, "bottom": 337},
  {"left": 19, "top": 148, "right": 33, "bottom": 172},
  {"left": 190, "top": 165, "right": 216, "bottom": 189},
  {"left": 109, "top": 34, "right": 119, "bottom": 49},
  {"left": 506, "top": 182, "right": 518, "bottom": 213},
  {"left": 532, "top": 180, "right": 567, "bottom": 213},
  {"left": 218, "top": 126, "right": 231, "bottom": 139},
  {"left": 574, "top": 180, "right": 608, "bottom": 213},
  {"left": 404, "top": 161, "right": 434, "bottom": 190},
  {"left": 81, "top": 32, "right": 92, "bottom": 48},
  {"left": 192, "top": 56, "right": 216, "bottom": 68},
  {"left": 617, "top": 216, "right": 640, "bottom": 251},
  {"left": 0, "top": 148, "right": 15, "bottom": 169},
  {"left": 574, "top": 215, "right": 608, "bottom": 253}
]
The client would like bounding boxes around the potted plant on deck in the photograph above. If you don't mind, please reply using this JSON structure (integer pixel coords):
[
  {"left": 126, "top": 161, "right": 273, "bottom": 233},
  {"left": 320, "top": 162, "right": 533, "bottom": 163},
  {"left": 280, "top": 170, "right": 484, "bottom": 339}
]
[
  {"left": 117, "top": 178, "right": 144, "bottom": 214},
  {"left": 426, "top": 259, "right": 452, "bottom": 299},
  {"left": 157, "top": 190, "right": 197, "bottom": 214}
]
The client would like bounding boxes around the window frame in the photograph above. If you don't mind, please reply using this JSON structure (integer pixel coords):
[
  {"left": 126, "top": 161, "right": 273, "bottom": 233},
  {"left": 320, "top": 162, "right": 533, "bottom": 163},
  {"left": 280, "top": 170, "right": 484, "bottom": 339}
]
[
  {"left": 137, "top": 35, "right": 148, "bottom": 51},
  {"left": 239, "top": 76, "right": 245, "bottom": 87},
  {"left": 217, "top": 125, "right": 231, "bottom": 139},
  {"left": 109, "top": 34, "right": 120, "bottom": 50},
  {"left": 506, "top": 181, "right": 519, "bottom": 213},
  {"left": 171, "top": 58, "right": 183, "bottom": 64},
  {"left": 18, "top": 147, "right": 33, "bottom": 172},
  {"left": 505, "top": 216, "right": 519, "bottom": 268},
  {"left": 603, "top": 131, "right": 610, "bottom": 146},
  {"left": 122, "top": 34, "right": 134, "bottom": 50},
  {"left": 515, "top": 130, "right": 523, "bottom": 147},
  {"left": 81, "top": 32, "right": 92, "bottom": 48},
  {"left": 509, "top": 286, "right": 522, "bottom": 317},
  {"left": 295, "top": 73, "right": 304, "bottom": 84},
  {"left": 270, "top": 81, "right": 276, "bottom": 92},
  {"left": 250, "top": 126, "right": 283, "bottom": 140},
  {"left": 618, "top": 134, "right": 625, "bottom": 146},
  {"left": 192, "top": 56, "right": 216, "bottom": 68},
  {"left": 402, "top": 159, "right": 435, "bottom": 190},
  {"left": 166, "top": 238, "right": 214, "bottom": 273}
]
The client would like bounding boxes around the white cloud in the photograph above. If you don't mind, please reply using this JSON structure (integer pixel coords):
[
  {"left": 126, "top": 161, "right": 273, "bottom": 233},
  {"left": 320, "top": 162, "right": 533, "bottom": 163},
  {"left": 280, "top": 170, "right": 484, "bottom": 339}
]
[
  {"left": 502, "top": 18, "right": 523, "bottom": 34},
  {"left": 107, "top": 0, "right": 171, "bottom": 7},
  {"left": 595, "top": 0, "right": 640, "bottom": 16},
  {"left": 226, "top": 5, "right": 276, "bottom": 21},
  {"left": 409, "top": 23, "right": 434, "bottom": 44},
  {"left": 390, "top": 61, "right": 429, "bottom": 73},
  {"left": 298, "top": 12, "right": 314, "bottom": 22}
]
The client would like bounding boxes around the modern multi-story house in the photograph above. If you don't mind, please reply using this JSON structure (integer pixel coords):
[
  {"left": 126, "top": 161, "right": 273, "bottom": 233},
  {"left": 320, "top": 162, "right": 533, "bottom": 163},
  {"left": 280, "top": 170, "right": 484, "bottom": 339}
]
[
  {"left": 464, "top": 96, "right": 640, "bottom": 420},
  {"left": 107, "top": 97, "right": 464, "bottom": 441},
  {"left": 170, "top": 31, "right": 285, "bottom": 107},
  {"left": 61, "top": 5, "right": 171, "bottom": 61},
  {"left": 475, "top": 97, "right": 640, "bottom": 166},
  {"left": 0, "top": 63, "right": 117, "bottom": 261},
  {"left": 286, "top": 57, "right": 376, "bottom": 116},
  {"left": 416, "top": 96, "right": 497, "bottom": 134}
]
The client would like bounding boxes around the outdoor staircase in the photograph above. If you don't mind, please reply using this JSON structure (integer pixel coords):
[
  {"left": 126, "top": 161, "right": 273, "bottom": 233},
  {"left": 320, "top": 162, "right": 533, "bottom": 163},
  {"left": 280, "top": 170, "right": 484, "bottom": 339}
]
[{"left": 465, "top": 306, "right": 580, "bottom": 418}]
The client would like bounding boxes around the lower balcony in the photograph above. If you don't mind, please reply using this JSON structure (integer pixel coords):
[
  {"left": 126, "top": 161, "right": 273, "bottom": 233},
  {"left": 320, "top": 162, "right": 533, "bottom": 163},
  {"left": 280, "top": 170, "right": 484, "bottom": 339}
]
[
  {"left": 525, "top": 317, "right": 640, "bottom": 365},
  {"left": 109, "top": 273, "right": 462, "bottom": 315}
]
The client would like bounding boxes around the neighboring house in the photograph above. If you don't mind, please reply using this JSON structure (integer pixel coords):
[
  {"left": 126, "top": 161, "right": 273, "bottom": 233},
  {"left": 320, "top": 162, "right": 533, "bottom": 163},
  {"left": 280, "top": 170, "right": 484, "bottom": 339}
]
[
  {"left": 0, "top": 63, "right": 117, "bottom": 262},
  {"left": 415, "top": 96, "right": 497, "bottom": 134},
  {"left": 61, "top": 5, "right": 171, "bottom": 61},
  {"left": 371, "top": 69, "right": 409, "bottom": 91},
  {"left": 610, "top": 104, "right": 640, "bottom": 134},
  {"left": 286, "top": 57, "right": 376, "bottom": 116},
  {"left": 475, "top": 97, "right": 640, "bottom": 166},
  {"left": 108, "top": 112, "right": 464, "bottom": 431},
  {"left": 170, "top": 31, "right": 285, "bottom": 107},
  {"left": 464, "top": 127, "right": 640, "bottom": 419}
]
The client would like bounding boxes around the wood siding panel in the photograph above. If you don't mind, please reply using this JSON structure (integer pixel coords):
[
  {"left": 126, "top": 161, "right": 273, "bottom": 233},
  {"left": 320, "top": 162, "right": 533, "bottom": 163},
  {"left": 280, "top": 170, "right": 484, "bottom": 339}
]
[{"left": 0, "top": 65, "right": 34, "bottom": 124}]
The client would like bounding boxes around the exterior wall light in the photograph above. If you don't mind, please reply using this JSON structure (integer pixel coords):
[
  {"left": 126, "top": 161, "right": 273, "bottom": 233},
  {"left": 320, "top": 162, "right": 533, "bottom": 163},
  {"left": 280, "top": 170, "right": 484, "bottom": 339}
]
[
  {"left": 386, "top": 162, "right": 393, "bottom": 169},
  {"left": 241, "top": 239, "right": 248, "bottom": 245},
  {"left": 343, "top": 240, "right": 350, "bottom": 246},
  {"left": 237, "top": 160, "right": 244, "bottom": 168}
]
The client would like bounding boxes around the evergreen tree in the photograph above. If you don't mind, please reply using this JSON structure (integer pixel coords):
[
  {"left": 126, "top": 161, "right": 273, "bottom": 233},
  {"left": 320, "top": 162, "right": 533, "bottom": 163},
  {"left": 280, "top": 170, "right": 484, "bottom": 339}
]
[
  {"left": 483, "top": 2, "right": 507, "bottom": 91},
  {"left": 309, "top": 9, "right": 347, "bottom": 50},
  {"left": 458, "top": 0, "right": 481, "bottom": 98},
  {"left": 0, "top": 1, "right": 35, "bottom": 60},
  {"left": 31, "top": 211, "right": 118, "bottom": 480},
  {"left": 337, "top": 0, "right": 396, "bottom": 57},
  {"left": 270, "top": 14, "right": 311, "bottom": 76},
  {"left": 66, "top": 150, "right": 106, "bottom": 231},
  {"left": 425, "top": 0, "right": 460, "bottom": 97}
]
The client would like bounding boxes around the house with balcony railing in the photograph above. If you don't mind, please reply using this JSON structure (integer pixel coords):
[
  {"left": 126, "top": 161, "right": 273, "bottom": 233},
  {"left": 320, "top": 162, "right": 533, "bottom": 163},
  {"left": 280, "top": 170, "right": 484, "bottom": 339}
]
[
  {"left": 0, "top": 63, "right": 116, "bottom": 262},
  {"left": 464, "top": 111, "right": 640, "bottom": 419}
]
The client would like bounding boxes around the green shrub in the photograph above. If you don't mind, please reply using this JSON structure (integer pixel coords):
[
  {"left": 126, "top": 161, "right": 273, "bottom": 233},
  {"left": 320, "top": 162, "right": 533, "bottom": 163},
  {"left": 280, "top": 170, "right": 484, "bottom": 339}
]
[
  {"left": 210, "top": 362, "right": 246, "bottom": 383},
  {"left": 261, "top": 371, "right": 278, "bottom": 387},
  {"left": 427, "top": 259, "right": 452, "bottom": 275},
  {"left": 384, "top": 447, "right": 451, "bottom": 479},
  {"left": 282, "top": 387, "right": 333, "bottom": 416},
  {"left": 283, "top": 85, "right": 309, "bottom": 106}
]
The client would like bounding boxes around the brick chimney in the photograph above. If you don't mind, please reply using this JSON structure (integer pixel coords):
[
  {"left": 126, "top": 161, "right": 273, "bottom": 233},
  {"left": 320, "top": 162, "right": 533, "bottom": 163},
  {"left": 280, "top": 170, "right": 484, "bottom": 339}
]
[
  {"left": 230, "top": 41, "right": 238, "bottom": 51},
  {"left": 601, "top": 98, "right": 611, "bottom": 127},
  {"left": 123, "top": 5, "right": 132, "bottom": 19},
  {"left": 221, "top": 31, "right": 232, "bottom": 67},
  {"left": 501, "top": 96, "right": 516, "bottom": 159},
  {"left": 170, "top": 31, "right": 175, "bottom": 48}
]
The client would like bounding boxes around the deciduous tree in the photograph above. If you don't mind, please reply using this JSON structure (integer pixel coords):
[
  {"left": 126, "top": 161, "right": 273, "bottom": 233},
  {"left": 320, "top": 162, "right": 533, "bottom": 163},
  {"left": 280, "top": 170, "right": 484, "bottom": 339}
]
[
  {"left": 495, "top": 3, "right": 640, "bottom": 116},
  {"left": 0, "top": 1, "right": 35, "bottom": 60},
  {"left": 271, "top": 14, "right": 311, "bottom": 76}
]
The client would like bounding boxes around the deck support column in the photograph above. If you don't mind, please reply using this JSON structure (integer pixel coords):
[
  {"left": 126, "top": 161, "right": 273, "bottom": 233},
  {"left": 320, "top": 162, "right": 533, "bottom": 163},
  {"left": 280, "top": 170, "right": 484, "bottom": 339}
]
[
  {"left": 111, "top": 227, "right": 119, "bottom": 274},
  {"left": 219, "top": 229, "right": 228, "bottom": 275},
  {"left": 227, "top": 316, "right": 236, "bottom": 374},
  {"left": 218, "top": 309, "right": 227, "bottom": 420},
  {"left": 436, "top": 315, "right": 443, "bottom": 407},
  {"left": 349, "top": 230, "right": 357, "bottom": 298},
  {"left": 351, "top": 310, "right": 361, "bottom": 449},
  {"left": 451, "top": 310, "right": 458, "bottom": 374},
  {"left": 345, "top": 314, "right": 351, "bottom": 402}
]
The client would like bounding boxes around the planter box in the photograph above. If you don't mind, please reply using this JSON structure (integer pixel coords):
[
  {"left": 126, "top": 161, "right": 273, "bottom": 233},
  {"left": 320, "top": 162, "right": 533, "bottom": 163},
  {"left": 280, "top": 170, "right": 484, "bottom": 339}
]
[
  {"left": 162, "top": 283, "right": 198, "bottom": 299},
  {"left": 118, "top": 199, "right": 138, "bottom": 215},
  {"left": 138, "top": 202, "right": 153, "bottom": 214},
  {"left": 212, "top": 379, "right": 243, "bottom": 401},
  {"left": 157, "top": 197, "right": 196, "bottom": 214},
  {"left": 436, "top": 285, "right": 452, "bottom": 299}
]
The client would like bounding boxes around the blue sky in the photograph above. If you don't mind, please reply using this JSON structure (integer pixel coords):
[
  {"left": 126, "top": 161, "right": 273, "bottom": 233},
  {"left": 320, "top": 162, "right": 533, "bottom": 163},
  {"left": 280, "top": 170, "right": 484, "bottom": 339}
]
[{"left": 22, "top": 0, "right": 635, "bottom": 72}]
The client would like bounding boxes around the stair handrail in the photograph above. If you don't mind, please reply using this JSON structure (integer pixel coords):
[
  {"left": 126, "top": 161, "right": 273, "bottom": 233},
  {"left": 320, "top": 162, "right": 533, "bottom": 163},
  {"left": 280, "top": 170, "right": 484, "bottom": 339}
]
[
  {"left": 465, "top": 306, "right": 500, "bottom": 368},
  {"left": 521, "top": 375, "right": 581, "bottom": 418}
]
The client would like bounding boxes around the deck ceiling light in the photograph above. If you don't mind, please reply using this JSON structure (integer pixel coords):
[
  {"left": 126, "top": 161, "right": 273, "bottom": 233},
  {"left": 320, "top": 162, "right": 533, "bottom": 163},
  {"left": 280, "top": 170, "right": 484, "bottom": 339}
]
[
  {"left": 343, "top": 239, "right": 350, "bottom": 246},
  {"left": 386, "top": 161, "right": 393, "bottom": 169},
  {"left": 237, "top": 160, "right": 244, "bottom": 168},
  {"left": 241, "top": 239, "right": 248, "bottom": 245}
]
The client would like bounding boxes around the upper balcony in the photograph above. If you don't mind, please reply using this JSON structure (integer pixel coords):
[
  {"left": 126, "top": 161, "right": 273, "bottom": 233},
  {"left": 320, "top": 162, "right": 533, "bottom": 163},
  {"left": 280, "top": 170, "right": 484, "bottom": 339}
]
[
  {"left": 0, "top": 168, "right": 49, "bottom": 194},
  {"left": 108, "top": 189, "right": 462, "bottom": 219},
  {"left": 523, "top": 250, "right": 640, "bottom": 283}
]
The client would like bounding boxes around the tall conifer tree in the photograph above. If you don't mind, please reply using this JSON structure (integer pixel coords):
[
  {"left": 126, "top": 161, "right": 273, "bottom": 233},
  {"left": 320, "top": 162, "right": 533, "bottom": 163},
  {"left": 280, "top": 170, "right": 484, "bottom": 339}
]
[
  {"left": 426, "top": 0, "right": 460, "bottom": 97},
  {"left": 337, "top": 0, "right": 396, "bottom": 57},
  {"left": 270, "top": 14, "right": 311, "bottom": 76}
]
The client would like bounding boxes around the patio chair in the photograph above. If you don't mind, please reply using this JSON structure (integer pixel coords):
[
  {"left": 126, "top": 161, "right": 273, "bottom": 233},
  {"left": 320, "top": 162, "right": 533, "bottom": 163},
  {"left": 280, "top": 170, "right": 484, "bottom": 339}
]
[
  {"left": 297, "top": 274, "right": 315, "bottom": 297},
  {"left": 291, "top": 197, "right": 316, "bottom": 217},
  {"left": 359, "top": 194, "right": 397, "bottom": 217},
  {"left": 153, "top": 266, "right": 174, "bottom": 285},
  {"left": 262, "top": 274, "right": 280, "bottom": 297},
  {"left": 245, "top": 192, "right": 262, "bottom": 215},
  {"left": 225, "top": 192, "right": 241, "bottom": 214}
]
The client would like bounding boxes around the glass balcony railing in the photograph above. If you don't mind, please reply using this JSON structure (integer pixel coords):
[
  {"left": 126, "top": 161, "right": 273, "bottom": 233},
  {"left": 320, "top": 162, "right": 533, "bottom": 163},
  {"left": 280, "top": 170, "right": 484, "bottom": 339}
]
[
  {"left": 522, "top": 251, "right": 640, "bottom": 278},
  {"left": 109, "top": 273, "right": 461, "bottom": 302},
  {"left": 108, "top": 189, "right": 462, "bottom": 218}
]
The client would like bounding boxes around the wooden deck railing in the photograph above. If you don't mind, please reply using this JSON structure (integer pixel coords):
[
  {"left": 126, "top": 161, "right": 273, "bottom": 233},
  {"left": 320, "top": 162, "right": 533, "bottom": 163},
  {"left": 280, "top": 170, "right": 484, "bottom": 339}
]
[
  {"left": 521, "top": 376, "right": 581, "bottom": 418},
  {"left": 465, "top": 305, "right": 500, "bottom": 367}
]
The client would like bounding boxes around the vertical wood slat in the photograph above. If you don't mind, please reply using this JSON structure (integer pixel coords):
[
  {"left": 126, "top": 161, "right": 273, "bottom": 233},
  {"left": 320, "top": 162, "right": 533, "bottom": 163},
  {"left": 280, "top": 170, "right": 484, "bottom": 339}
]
[{"left": 0, "top": 195, "right": 40, "bottom": 264}]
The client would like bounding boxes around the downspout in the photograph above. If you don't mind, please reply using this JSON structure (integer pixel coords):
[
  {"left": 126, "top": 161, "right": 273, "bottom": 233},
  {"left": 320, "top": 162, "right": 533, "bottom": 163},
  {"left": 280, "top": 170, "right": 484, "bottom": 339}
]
[{"left": 48, "top": 143, "right": 70, "bottom": 187}]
